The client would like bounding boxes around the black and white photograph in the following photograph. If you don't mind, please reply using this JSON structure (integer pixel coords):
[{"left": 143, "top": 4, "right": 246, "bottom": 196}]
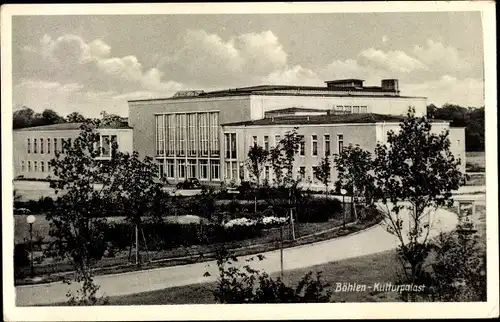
[{"left": 2, "top": 2, "right": 498, "bottom": 320}]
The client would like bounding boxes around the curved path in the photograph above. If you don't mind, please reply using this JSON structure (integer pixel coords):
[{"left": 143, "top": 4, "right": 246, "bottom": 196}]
[{"left": 17, "top": 197, "right": 482, "bottom": 306}]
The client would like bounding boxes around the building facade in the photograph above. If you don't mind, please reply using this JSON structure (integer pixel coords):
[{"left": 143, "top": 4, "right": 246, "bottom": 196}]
[
  {"left": 125, "top": 78, "right": 465, "bottom": 187},
  {"left": 13, "top": 122, "right": 133, "bottom": 180}
]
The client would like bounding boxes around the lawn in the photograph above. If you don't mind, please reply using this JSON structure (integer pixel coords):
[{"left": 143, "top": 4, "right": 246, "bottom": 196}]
[
  {"left": 106, "top": 249, "right": 402, "bottom": 305},
  {"left": 466, "top": 151, "right": 485, "bottom": 172}
]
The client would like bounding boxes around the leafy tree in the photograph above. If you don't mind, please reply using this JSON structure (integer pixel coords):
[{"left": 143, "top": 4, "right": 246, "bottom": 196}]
[
  {"left": 333, "top": 144, "right": 375, "bottom": 220},
  {"left": 372, "top": 107, "right": 465, "bottom": 301},
  {"left": 47, "top": 119, "right": 113, "bottom": 305},
  {"left": 13, "top": 107, "right": 35, "bottom": 129},
  {"left": 41, "top": 109, "right": 66, "bottom": 124},
  {"left": 269, "top": 145, "right": 284, "bottom": 187},
  {"left": 66, "top": 112, "right": 87, "bottom": 123},
  {"left": 107, "top": 151, "right": 165, "bottom": 265},
  {"left": 279, "top": 127, "right": 301, "bottom": 187},
  {"left": 246, "top": 145, "right": 269, "bottom": 213},
  {"left": 313, "top": 156, "right": 332, "bottom": 197}
]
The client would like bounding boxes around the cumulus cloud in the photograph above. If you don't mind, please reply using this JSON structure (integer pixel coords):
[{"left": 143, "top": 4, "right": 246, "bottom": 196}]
[
  {"left": 404, "top": 75, "right": 484, "bottom": 107},
  {"left": 358, "top": 48, "right": 427, "bottom": 73},
  {"left": 413, "top": 39, "right": 471, "bottom": 73},
  {"left": 261, "top": 65, "right": 323, "bottom": 86},
  {"left": 165, "top": 29, "right": 289, "bottom": 85}
]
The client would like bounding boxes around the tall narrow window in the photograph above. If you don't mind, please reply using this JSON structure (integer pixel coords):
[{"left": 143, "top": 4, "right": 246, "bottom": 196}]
[
  {"left": 199, "top": 113, "right": 209, "bottom": 156},
  {"left": 231, "top": 161, "right": 238, "bottom": 180},
  {"left": 40, "top": 139, "right": 44, "bottom": 154},
  {"left": 156, "top": 115, "right": 165, "bottom": 156},
  {"left": 264, "top": 136, "right": 269, "bottom": 152},
  {"left": 312, "top": 135, "right": 318, "bottom": 156},
  {"left": 345, "top": 106, "right": 353, "bottom": 113},
  {"left": 360, "top": 106, "right": 368, "bottom": 113},
  {"left": 265, "top": 166, "right": 270, "bottom": 182},
  {"left": 188, "top": 113, "right": 197, "bottom": 156},
  {"left": 199, "top": 160, "right": 209, "bottom": 180},
  {"left": 210, "top": 160, "right": 220, "bottom": 180},
  {"left": 312, "top": 166, "right": 319, "bottom": 183},
  {"left": 187, "top": 159, "right": 197, "bottom": 178},
  {"left": 338, "top": 134, "right": 344, "bottom": 153},
  {"left": 34, "top": 161, "right": 38, "bottom": 172},
  {"left": 53, "top": 138, "right": 57, "bottom": 153},
  {"left": 225, "top": 133, "right": 231, "bottom": 159},
  {"left": 48, "top": 162, "right": 51, "bottom": 173},
  {"left": 210, "top": 112, "right": 219, "bottom": 156},
  {"left": 352, "top": 106, "right": 360, "bottom": 114},
  {"left": 21, "top": 160, "right": 25, "bottom": 172},
  {"left": 299, "top": 136, "right": 305, "bottom": 156},
  {"left": 324, "top": 135, "right": 331, "bottom": 156},
  {"left": 177, "top": 159, "right": 186, "bottom": 179},
  {"left": 27, "top": 161, "right": 31, "bottom": 172},
  {"left": 157, "top": 160, "right": 165, "bottom": 178},
  {"left": 33, "top": 139, "right": 37, "bottom": 154},
  {"left": 166, "top": 159, "right": 175, "bottom": 178},
  {"left": 230, "top": 133, "right": 236, "bottom": 159},
  {"left": 275, "top": 135, "right": 281, "bottom": 147},
  {"left": 102, "top": 135, "right": 111, "bottom": 157},
  {"left": 40, "top": 161, "right": 45, "bottom": 172},
  {"left": 177, "top": 114, "right": 186, "bottom": 156},
  {"left": 27, "top": 139, "right": 31, "bottom": 154},
  {"left": 225, "top": 161, "right": 231, "bottom": 180},
  {"left": 167, "top": 114, "right": 176, "bottom": 156},
  {"left": 47, "top": 139, "right": 51, "bottom": 154},
  {"left": 252, "top": 136, "right": 257, "bottom": 147}
]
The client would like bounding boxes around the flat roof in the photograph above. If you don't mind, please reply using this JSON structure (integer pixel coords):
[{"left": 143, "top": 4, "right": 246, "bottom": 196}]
[
  {"left": 14, "top": 122, "right": 133, "bottom": 131},
  {"left": 222, "top": 113, "right": 449, "bottom": 127}
]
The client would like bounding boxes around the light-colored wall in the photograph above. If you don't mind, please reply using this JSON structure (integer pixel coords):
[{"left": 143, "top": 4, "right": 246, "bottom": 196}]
[
  {"left": 13, "top": 128, "right": 133, "bottom": 179},
  {"left": 222, "top": 123, "right": 379, "bottom": 185},
  {"left": 250, "top": 95, "right": 427, "bottom": 119},
  {"left": 128, "top": 96, "right": 252, "bottom": 160},
  {"left": 449, "top": 127, "right": 467, "bottom": 173}
]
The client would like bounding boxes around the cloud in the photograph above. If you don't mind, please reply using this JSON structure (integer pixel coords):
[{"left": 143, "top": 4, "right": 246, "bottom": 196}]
[
  {"left": 382, "top": 35, "right": 389, "bottom": 43},
  {"left": 261, "top": 65, "right": 323, "bottom": 86},
  {"left": 404, "top": 75, "right": 484, "bottom": 107},
  {"left": 164, "top": 29, "right": 289, "bottom": 86},
  {"left": 358, "top": 48, "right": 427, "bottom": 73},
  {"left": 413, "top": 39, "right": 471, "bottom": 73}
]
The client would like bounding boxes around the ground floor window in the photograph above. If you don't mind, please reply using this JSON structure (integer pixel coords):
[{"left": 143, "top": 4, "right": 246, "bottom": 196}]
[
  {"left": 199, "top": 160, "right": 209, "bottom": 180},
  {"left": 166, "top": 159, "right": 175, "bottom": 178},
  {"left": 40, "top": 161, "right": 45, "bottom": 172},
  {"left": 187, "top": 159, "right": 197, "bottom": 178},
  {"left": 178, "top": 159, "right": 186, "bottom": 179},
  {"left": 157, "top": 159, "right": 165, "bottom": 178},
  {"left": 210, "top": 160, "right": 220, "bottom": 180},
  {"left": 21, "top": 160, "right": 25, "bottom": 172}
]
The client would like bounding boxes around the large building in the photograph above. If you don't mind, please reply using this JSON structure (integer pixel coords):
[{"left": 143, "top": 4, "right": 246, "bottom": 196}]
[
  {"left": 13, "top": 122, "right": 133, "bottom": 180},
  {"left": 128, "top": 78, "right": 466, "bottom": 187}
]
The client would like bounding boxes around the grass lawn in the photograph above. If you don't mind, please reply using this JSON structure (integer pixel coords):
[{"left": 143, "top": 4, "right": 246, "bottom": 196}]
[
  {"left": 466, "top": 151, "right": 485, "bottom": 172},
  {"left": 106, "top": 249, "right": 402, "bottom": 305}
]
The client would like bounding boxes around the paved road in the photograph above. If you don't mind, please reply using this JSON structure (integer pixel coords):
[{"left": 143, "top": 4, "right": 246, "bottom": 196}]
[{"left": 17, "top": 194, "right": 487, "bottom": 306}]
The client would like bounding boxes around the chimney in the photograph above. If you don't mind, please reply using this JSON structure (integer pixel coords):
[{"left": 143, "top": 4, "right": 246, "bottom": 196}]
[{"left": 381, "top": 79, "right": 399, "bottom": 93}]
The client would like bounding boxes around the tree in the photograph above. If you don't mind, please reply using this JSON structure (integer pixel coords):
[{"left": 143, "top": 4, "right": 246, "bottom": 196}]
[
  {"left": 333, "top": 144, "right": 375, "bottom": 221},
  {"left": 47, "top": 119, "right": 113, "bottom": 305},
  {"left": 313, "top": 156, "right": 332, "bottom": 197},
  {"left": 280, "top": 127, "right": 301, "bottom": 187},
  {"left": 269, "top": 145, "right": 284, "bottom": 187},
  {"left": 67, "top": 112, "right": 87, "bottom": 123},
  {"left": 246, "top": 145, "right": 269, "bottom": 213},
  {"left": 41, "top": 109, "right": 66, "bottom": 124},
  {"left": 372, "top": 107, "right": 465, "bottom": 301},
  {"left": 13, "top": 107, "right": 35, "bottom": 129},
  {"left": 107, "top": 151, "right": 165, "bottom": 265}
]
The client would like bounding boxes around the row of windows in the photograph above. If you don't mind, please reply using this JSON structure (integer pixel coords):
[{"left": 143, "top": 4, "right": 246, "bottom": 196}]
[
  {"left": 155, "top": 112, "right": 220, "bottom": 157},
  {"left": 253, "top": 134, "right": 344, "bottom": 157},
  {"left": 20, "top": 160, "right": 51, "bottom": 173},
  {"left": 334, "top": 105, "right": 368, "bottom": 114},
  {"left": 258, "top": 165, "right": 333, "bottom": 184},
  {"left": 27, "top": 138, "right": 67, "bottom": 154},
  {"left": 26, "top": 136, "right": 117, "bottom": 157},
  {"left": 157, "top": 158, "right": 244, "bottom": 182}
]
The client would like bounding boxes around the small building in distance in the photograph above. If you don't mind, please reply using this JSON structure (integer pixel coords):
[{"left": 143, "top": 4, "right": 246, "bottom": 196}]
[
  {"left": 128, "top": 78, "right": 466, "bottom": 188},
  {"left": 13, "top": 121, "right": 133, "bottom": 180}
]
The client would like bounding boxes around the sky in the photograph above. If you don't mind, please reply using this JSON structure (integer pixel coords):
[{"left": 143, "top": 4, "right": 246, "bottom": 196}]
[{"left": 11, "top": 11, "right": 484, "bottom": 118}]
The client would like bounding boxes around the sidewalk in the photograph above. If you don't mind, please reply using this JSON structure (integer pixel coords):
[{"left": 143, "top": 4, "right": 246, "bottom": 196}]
[{"left": 16, "top": 205, "right": 460, "bottom": 306}]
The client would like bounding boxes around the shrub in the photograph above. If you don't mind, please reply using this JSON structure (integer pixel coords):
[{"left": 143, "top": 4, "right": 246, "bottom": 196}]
[
  {"left": 297, "top": 198, "right": 343, "bottom": 223},
  {"left": 14, "top": 243, "right": 30, "bottom": 278},
  {"left": 206, "top": 249, "right": 332, "bottom": 303}
]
